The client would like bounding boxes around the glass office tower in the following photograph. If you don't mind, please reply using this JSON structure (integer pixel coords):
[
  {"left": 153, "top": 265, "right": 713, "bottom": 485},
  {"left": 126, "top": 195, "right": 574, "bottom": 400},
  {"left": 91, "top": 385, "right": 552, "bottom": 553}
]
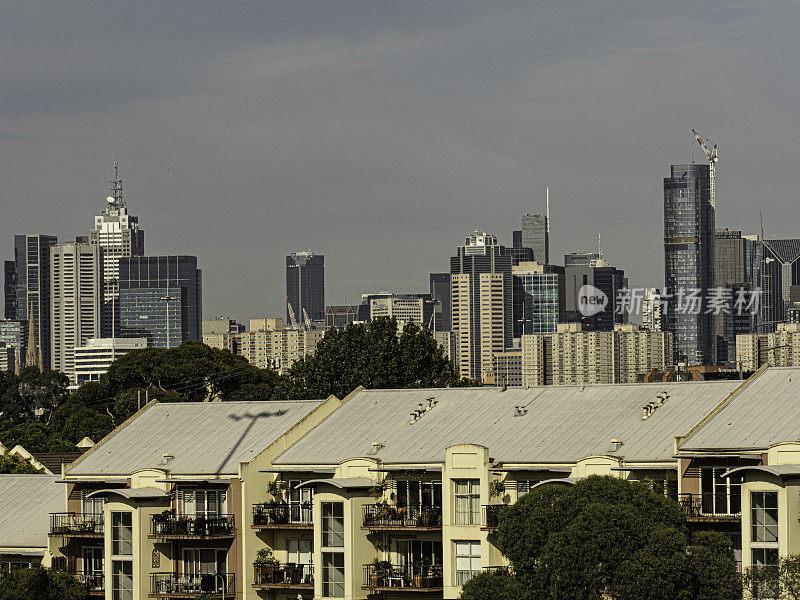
[
  {"left": 286, "top": 251, "right": 325, "bottom": 326},
  {"left": 663, "top": 163, "right": 715, "bottom": 365}
]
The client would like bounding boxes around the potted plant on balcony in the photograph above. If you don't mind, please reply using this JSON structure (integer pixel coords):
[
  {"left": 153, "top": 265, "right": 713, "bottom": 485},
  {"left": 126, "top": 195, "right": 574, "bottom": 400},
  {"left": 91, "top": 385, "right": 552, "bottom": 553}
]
[
  {"left": 255, "top": 548, "right": 281, "bottom": 584},
  {"left": 489, "top": 478, "right": 505, "bottom": 499},
  {"left": 370, "top": 557, "right": 382, "bottom": 587}
]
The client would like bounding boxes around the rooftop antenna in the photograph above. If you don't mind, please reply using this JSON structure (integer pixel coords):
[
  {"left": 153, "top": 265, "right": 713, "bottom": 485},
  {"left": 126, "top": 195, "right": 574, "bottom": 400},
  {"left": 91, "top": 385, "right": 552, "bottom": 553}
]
[
  {"left": 598, "top": 232, "right": 603, "bottom": 260},
  {"left": 110, "top": 161, "right": 123, "bottom": 206},
  {"left": 546, "top": 187, "right": 550, "bottom": 233}
]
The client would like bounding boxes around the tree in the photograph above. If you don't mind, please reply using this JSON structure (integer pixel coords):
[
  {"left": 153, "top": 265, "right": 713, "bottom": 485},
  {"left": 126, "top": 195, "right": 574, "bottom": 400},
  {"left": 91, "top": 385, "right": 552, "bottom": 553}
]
[
  {"left": 282, "top": 318, "right": 473, "bottom": 399},
  {"left": 0, "top": 452, "right": 44, "bottom": 474},
  {"left": 484, "top": 476, "right": 740, "bottom": 600},
  {"left": 743, "top": 554, "right": 800, "bottom": 599},
  {"left": 0, "top": 422, "right": 78, "bottom": 453},
  {"left": 0, "top": 566, "right": 86, "bottom": 600},
  {"left": 460, "top": 571, "right": 531, "bottom": 600}
]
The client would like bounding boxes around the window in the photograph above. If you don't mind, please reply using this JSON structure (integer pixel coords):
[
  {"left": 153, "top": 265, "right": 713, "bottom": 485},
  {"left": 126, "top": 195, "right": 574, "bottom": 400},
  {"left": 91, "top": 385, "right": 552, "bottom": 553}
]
[
  {"left": 83, "top": 546, "right": 103, "bottom": 578},
  {"left": 183, "top": 548, "right": 227, "bottom": 586},
  {"left": 182, "top": 489, "right": 225, "bottom": 517},
  {"left": 82, "top": 492, "right": 104, "bottom": 521},
  {"left": 700, "top": 468, "right": 742, "bottom": 515},
  {"left": 322, "top": 551, "right": 345, "bottom": 598},
  {"left": 321, "top": 502, "right": 344, "bottom": 548},
  {"left": 751, "top": 491, "right": 778, "bottom": 544},
  {"left": 111, "top": 512, "right": 132, "bottom": 556},
  {"left": 455, "top": 541, "right": 481, "bottom": 586},
  {"left": 396, "top": 539, "right": 443, "bottom": 573},
  {"left": 454, "top": 480, "right": 480, "bottom": 525},
  {"left": 395, "top": 480, "right": 442, "bottom": 508},
  {"left": 288, "top": 539, "right": 313, "bottom": 584},
  {"left": 111, "top": 561, "right": 132, "bottom": 600},
  {"left": 288, "top": 481, "right": 313, "bottom": 523}
]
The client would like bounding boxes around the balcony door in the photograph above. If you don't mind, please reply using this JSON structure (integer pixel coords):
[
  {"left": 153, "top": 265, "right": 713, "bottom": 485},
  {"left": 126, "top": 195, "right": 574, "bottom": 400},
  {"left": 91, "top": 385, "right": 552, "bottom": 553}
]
[
  {"left": 183, "top": 548, "right": 227, "bottom": 577},
  {"left": 182, "top": 490, "right": 226, "bottom": 517},
  {"left": 396, "top": 480, "right": 442, "bottom": 508},
  {"left": 700, "top": 468, "right": 742, "bottom": 515},
  {"left": 287, "top": 482, "right": 313, "bottom": 523},
  {"left": 83, "top": 546, "right": 103, "bottom": 588},
  {"left": 396, "top": 540, "right": 442, "bottom": 572},
  {"left": 287, "top": 538, "right": 313, "bottom": 583},
  {"left": 81, "top": 492, "right": 104, "bottom": 521}
]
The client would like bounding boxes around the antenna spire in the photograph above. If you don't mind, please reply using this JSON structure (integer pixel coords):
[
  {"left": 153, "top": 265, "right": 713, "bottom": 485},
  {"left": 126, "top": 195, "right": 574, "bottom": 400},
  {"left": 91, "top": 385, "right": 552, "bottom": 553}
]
[
  {"left": 546, "top": 187, "right": 550, "bottom": 233},
  {"left": 110, "top": 162, "right": 123, "bottom": 206},
  {"left": 598, "top": 232, "right": 603, "bottom": 260}
]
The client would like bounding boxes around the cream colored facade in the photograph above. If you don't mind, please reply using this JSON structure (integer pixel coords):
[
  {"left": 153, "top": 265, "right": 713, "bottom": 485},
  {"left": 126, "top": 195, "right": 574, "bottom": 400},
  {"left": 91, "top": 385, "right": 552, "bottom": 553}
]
[
  {"left": 520, "top": 323, "right": 673, "bottom": 386},
  {"left": 736, "top": 322, "right": 800, "bottom": 371},
  {"left": 237, "top": 328, "right": 323, "bottom": 372}
]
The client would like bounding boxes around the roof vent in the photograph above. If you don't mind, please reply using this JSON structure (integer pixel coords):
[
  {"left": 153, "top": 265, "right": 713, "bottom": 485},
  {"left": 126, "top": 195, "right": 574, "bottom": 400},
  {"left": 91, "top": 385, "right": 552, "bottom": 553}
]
[
  {"left": 610, "top": 439, "right": 623, "bottom": 452},
  {"left": 368, "top": 442, "right": 385, "bottom": 455},
  {"left": 162, "top": 453, "right": 174, "bottom": 464},
  {"left": 656, "top": 391, "right": 670, "bottom": 405},
  {"left": 513, "top": 405, "right": 527, "bottom": 417}
]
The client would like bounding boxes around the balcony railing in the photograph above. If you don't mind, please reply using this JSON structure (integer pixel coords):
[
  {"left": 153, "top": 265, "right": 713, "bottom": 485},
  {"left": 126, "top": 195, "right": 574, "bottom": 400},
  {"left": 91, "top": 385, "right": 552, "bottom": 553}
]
[
  {"left": 483, "top": 566, "right": 514, "bottom": 576},
  {"left": 362, "top": 504, "right": 442, "bottom": 529},
  {"left": 78, "top": 573, "right": 104, "bottom": 593},
  {"left": 49, "top": 513, "right": 104, "bottom": 537},
  {"left": 150, "top": 514, "right": 235, "bottom": 538},
  {"left": 482, "top": 505, "right": 503, "bottom": 529},
  {"left": 252, "top": 503, "right": 312, "bottom": 527},
  {"left": 150, "top": 573, "right": 235, "bottom": 597},
  {"left": 253, "top": 563, "right": 313, "bottom": 588},
  {"left": 678, "top": 493, "right": 741, "bottom": 519},
  {"left": 362, "top": 564, "right": 444, "bottom": 590},
  {"left": 50, "top": 560, "right": 104, "bottom": 593}
]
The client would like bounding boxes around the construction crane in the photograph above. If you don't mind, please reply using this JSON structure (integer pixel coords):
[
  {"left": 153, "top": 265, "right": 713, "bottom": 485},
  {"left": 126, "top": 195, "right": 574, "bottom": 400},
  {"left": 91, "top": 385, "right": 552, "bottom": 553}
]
[
  {"left": 692, "top": 129, "right": 719, "bottom": 209},
  {"left": 302, "top": 307, "right": 312, "bottom": 331},
  {"left": 287, "top": 300, "right": 299, "bottom": 330}
]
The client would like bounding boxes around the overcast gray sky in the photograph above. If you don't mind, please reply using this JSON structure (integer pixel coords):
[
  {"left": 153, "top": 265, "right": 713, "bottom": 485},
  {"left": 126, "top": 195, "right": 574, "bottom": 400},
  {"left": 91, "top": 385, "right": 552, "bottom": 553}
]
[{"left": 2, "top": 1, "right": 798, "bottom": 321}]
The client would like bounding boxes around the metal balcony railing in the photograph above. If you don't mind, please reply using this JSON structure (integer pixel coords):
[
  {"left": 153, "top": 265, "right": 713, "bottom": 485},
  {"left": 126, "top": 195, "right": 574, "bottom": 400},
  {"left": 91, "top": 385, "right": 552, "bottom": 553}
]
[
  {"left": 150, "top": 572, "right": 235, "bottom": 597},
  {"left": 362, "top": 564, "right": 444, "bottom": 590},
  {"left": 482, "top": 504, "right": 503, "bottom": 528},
  {"left": 77, "top": 573, "right": 104, "bottom": 593},
  {"left": 677, "top": 493, "right": 741, "bottom": 518},
  {"left": 253, "top": 563, "right": 313, "bottom": 587},
  {"left": 362, "top": 504, "right": 442, "bottom": 528},
  {"left": 252, "top": 503, "right": 312, "bottom": 526},
  {"left": 150, "top": 514, "right": 235, "bottom": 537},
  {"left": 49, "top": 513, "right": 104, "bottom": 536}
]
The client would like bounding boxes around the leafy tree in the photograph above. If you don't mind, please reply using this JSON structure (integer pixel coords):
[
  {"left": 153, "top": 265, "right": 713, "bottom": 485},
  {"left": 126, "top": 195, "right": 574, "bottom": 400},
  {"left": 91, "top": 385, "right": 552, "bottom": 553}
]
[
  {"left": 50, "top": 402, "right": 113, "bottom": 445},
  {"left": 0, "top": 422, "right": 77, "bottom": 452},
  {"left": 483, "top": 476, "right": 740, "bottom": 600},
  {"left": 0, "top": 566, "right": 87, "bottom": 600},
  {"left": 0, "top": 451, "right": 44, "bottom": 474},
  {"left": 460, "top": 571, "right": 531, "bottom": 600},
  {"left": 743, "top": 554, "right": 800, "bottom": 599},
  {"left": 282, "top": 318, "right": 473, "bottom": 399}
]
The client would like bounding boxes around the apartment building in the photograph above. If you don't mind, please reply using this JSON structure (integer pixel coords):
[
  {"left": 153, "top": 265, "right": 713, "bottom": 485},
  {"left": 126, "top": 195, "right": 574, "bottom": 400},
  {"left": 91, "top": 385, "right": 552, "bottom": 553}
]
[
  {"left": 518, "top": 323, "right": 673, "bottom": 386},
  {"left": 736, "top": 322, "right": 800, "bottom": 371},
  {"left": 72, "top": 338, "right": 147, "bottom": 386},
  {"left": 45, "top": 398, "right": 339, "bottom": 600},
  {"left": 237, "top": 328, "right": 324, "bottom": 372}
]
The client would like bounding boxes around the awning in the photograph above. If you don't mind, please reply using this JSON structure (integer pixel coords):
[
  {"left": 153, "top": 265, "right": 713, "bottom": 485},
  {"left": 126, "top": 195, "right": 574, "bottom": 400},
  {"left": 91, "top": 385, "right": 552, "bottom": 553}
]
[
  {"left": 154, "top": 478, "right": 230, "bottom": 485},
  {"left": 259, "top": 467, "right": 336, "bottom": 474},
  {"left": 56, "top": 478, "right": 127, "bottom": 484},
  {"left": 86, "top": 487, "right": 169, "bottom": 500},
  {"left": 369, "top": 466, "right": 442, "bottom": 473},
  {"left": 722, "top": 465, "right": 800, "bottom": 479},
  {"left": 490, "top": 466, "right": 572, "bottom": 473},
  {"left": 295, "top": 477, "right": 375, "bottom": 489},
  {"left": 531, "top": 477, "right": 582, "bottom": 489},
  {"left": 611, "top": 465, "right": 678, "bottom": 471},
  {"left": 673, "top": 454, "right": 761, "bottom": 460}
]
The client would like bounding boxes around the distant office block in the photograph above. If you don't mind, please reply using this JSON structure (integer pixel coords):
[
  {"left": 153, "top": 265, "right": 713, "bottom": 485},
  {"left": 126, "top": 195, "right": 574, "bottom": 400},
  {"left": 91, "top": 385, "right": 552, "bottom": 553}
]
[
  {"left": 325, "top": 305, "right": 359, "bottom": 329},
  {"left": 119, "top": 256, "right": 202, "bottom": 349},
  {"left": 564, "top": 252, "right": 601, "bottom": 267},
  {"left": 202, "top": 317, "right": 245, "bottom": 336},
  {"left": 50, "top": 243, "right": 102, "bottom": 377},
  {"left": 286, "top": 250, "right": 325, "bottom": 326},
  {"left": 429, "top": 273, "right": 451, "bottom": 332},
  {"left": 0, "top": 342, "right": 14, "bottom": 373},
  {"left": 361, "top": 293, "right": 435, "bottom": 329},
  {"left": 11, "top": 234, "right": 58, "bottom": 370},
  {"left": 761, "top": 239, "right": 800, "bottom": 331},
  {"left": 564, "top": 260, "right": 627, "bottom": 331},
  {"left": 0, "top": 320, "right": 25, "bottom": 364},
  {"left": 73, "top": 337, "right": 147, "bottom": 386},
  {"left": 4, "top": 260, "right": 16, "bottom": 320},
  {"left": 642, "top": 288, "right": 663, "bottom": 331},
  {"left": 512, "top": 261, "right": 565, "bottom": 338},
  {"left": 89, "top": 164, "right": 145, "bottom": 338},
  {"left": 521, "top": 214, "right": 549, "bottom": 264}
]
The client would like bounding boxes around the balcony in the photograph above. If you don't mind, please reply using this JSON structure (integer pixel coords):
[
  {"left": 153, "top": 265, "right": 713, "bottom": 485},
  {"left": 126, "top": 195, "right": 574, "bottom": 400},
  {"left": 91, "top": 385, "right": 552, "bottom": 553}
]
[
  {"left": 362, "top": 564, "right": 443, "bottom": 592},
  {"left": 49, "top": 513, "right": 104, "bottom": 538},
  {"left": 149, "top": 514, "right": 235, "bottom": 539},
  {"left": 51, "top": 558, "right": 104, "bottom": 595},
  {"left": 149, "top": 573, "right": 235, "bottom": 598},
  {"left": 362, "top": 504, "right": 442, "bottom": 531},
  {"left": 481, "top": 505, "right": 503, "bottom": 531},
  {"left": 678, "top": 493, "right": 741, "bottom": 521},
  {"left": 252, "top": 503, "right": 312, "bottom": 529},
  {"left": 253, "top": 563, "right": 313, "bottom": 590},
  {"left": 483, "top": 566, "right": 514, "bottom": 576}
]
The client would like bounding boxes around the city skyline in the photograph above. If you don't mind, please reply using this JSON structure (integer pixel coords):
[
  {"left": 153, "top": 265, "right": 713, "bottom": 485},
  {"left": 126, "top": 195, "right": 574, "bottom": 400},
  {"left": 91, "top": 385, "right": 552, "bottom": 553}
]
[{"left": 2, "top": 3, "right": 800, "bottom": 323}]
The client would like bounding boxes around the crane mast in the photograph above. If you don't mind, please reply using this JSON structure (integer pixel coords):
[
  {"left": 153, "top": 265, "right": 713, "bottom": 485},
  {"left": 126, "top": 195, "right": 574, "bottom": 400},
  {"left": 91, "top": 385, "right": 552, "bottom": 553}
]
[{"left": 692, "top": 129, "right": 718, "bottom": 209}]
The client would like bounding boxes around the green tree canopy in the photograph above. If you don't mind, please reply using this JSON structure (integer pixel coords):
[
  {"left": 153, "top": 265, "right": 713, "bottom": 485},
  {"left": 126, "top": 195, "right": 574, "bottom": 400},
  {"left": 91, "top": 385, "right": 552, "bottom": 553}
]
[
  {"left": 0, "top": 566, "right": 87, "bottom": 600},
  {"left": 281, "top": 317, "right": 472, "bottom": 399},
  {"left": 0, "top": 451, "right": 45, "bottom": 474},
  {"left": 462, "top": 476, "right": 740, "bottom": 600}
]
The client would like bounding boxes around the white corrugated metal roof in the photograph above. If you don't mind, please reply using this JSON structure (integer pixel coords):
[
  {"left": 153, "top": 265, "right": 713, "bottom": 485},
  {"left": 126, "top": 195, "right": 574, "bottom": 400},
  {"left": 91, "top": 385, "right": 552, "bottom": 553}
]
[
  {"left": 68, "top": 400, "right": 324, "bottom": 477},
  {"left": 680, "top": 367, "right": 800, "bottom": 451},
  {"left": 0, "top": 475, "right": 61, "bottom": 549},
  {"left": 274, "top": 381, "right": 737, "bottom": 466}
]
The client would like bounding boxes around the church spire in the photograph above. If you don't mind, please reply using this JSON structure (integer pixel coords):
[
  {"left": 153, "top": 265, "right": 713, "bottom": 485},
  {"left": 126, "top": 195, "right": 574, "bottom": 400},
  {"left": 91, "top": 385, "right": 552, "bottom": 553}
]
[{"left": 24, "top": 301, "right": 40, "bottom": 370}]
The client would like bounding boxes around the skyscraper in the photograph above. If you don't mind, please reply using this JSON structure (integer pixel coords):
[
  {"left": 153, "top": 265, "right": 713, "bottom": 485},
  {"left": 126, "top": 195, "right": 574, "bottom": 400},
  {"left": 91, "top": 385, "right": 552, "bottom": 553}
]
[
  {"left": 50, "top": 242, "right": 102, "bottom": 376},
  {"left": 119, "top": 255, "right": 202, "bottom": 349},
  {"left": 760, "top": 239, "right": 800, "bottom": 331},
  {"left": 429, "top": 273, "right": 451, "bottom": 332},
  {"left": 286, "top": 251, "right": 325, "bottom": 326},
  {"left": 663, "top": 163, "right": 715, "bottom": 365},
  {"left": 642, "top": 288, "right": 663, "bottom": 331},
  {"left": 564, "top": 260, "right": 628, "bottom": 331},
  {"left": 512, "top": 261, "right": 565, "bottom": 337},
  {"left": 4, "top": 260, "right": 16, "bottom": 320},
  {"left": 450, "top": 229, "right": 512, "bottom": 381},
  {"left": 11, "top": 234, "right": 58, "bottom": 370},
  {"left": 89, "top": 163, "right": 145, "bottom": 338},
  {"left": 521, "top": 214, "right": 549, "bottom": 264}
]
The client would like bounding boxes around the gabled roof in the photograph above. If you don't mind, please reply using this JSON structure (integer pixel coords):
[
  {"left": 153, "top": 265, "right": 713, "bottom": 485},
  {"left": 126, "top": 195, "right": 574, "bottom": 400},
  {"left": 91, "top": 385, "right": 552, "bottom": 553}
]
[
  {"left": 0, "top": 475, "right": 62, "bottom": 550},
  {"left": 67, "top": 400, "right": 324, "bottom": 477},
  {"left": 273, "top": 381, "right": 738, "bottom": 466},
  {"left": 679, "top": 367, "right": 800, "bottom": 451}
]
